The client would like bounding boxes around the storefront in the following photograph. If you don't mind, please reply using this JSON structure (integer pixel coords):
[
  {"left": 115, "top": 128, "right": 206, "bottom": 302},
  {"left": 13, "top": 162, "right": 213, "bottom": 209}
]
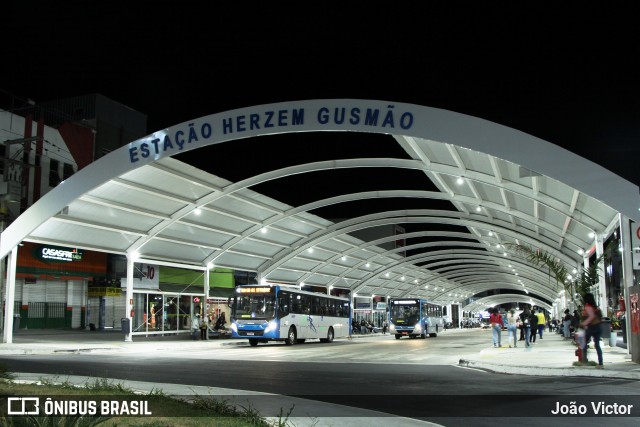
[
  {"left": 353, "top": 296, "right": 387, "bottom": 328},
  {"left": 127, "top": 264, "right": 235, "bottom": 336},
  {"left": 14, "top": 242, "right": 107, "bottom": 329},
  {"left": 10, "top": 243, "right": 237, "bottom": 334}
]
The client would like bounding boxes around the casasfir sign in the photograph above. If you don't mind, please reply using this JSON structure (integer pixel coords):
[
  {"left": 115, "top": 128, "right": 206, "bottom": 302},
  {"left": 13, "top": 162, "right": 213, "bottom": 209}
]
[
  {"left": 37, "top": 245, "right": 83, "bottom": 263},
  {"left": 128, "top": 101, "right": 416, "bottom": 164}
]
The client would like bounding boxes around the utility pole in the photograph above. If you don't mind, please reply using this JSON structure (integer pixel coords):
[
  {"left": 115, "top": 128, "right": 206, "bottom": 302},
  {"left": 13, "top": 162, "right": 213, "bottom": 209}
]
[{"left": 0, "top": 136, "right": 40, "bottom": 335}]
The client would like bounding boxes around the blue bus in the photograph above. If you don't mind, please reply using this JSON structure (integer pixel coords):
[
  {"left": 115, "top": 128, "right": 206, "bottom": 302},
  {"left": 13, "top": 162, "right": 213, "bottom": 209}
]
[
  {"left": 388, "top": 298, "right": 444, "bottom": 339},
  {"left": 230, "top": 284, "right": 350, "bottom": 346}
]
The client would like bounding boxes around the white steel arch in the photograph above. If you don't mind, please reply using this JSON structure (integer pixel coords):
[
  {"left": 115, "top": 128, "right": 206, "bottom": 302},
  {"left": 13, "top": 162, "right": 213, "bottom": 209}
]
[
  {"left": 3, "top": 99, "right": 638, "bottom": 258},
  {"left": 2, "top": 99, "right": 638, "bottom": 343}
]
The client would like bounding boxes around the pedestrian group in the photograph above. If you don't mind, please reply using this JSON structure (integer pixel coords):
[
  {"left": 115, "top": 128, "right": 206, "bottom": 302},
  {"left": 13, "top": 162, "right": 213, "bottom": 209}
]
[{"left": 488, "top": 298, "right": 605, "bottom": 369}]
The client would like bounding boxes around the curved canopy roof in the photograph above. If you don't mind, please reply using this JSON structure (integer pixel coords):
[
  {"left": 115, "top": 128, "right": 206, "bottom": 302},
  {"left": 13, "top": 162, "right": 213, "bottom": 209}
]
[
  {"left": 463, "top": 294, "right": 552, "bottom": 313},
  {"left": 2, "top": 100, "right": 637, "bottom": 309}
]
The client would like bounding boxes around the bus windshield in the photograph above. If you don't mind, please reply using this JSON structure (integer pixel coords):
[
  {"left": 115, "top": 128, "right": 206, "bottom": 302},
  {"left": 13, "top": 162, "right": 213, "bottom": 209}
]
[
  {"left": 234, "top": 294, "right": 276, "bottom": 320},
  {"left": 390, "top": 302, "right": 420, "bottom": 325}
]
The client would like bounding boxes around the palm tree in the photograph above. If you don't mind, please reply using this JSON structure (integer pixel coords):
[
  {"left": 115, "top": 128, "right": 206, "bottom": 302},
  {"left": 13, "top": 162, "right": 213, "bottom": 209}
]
[
  {"left": 504, "top": 243, "right": 569, "bottom": 293},
  {"left": 504, "top": 243, "right": 608, "bottom": 306},
  {"left": 573, "top": 253, "right": 606, "bottom": 303}
]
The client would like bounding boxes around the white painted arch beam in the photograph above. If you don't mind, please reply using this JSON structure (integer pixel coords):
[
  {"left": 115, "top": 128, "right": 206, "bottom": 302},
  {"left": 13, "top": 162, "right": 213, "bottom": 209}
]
[{"left": 3, "top": 99, "right": 639, "bottom": 262}]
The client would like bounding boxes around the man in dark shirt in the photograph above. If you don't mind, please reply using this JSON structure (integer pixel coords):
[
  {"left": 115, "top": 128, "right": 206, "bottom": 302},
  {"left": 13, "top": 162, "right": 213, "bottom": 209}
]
[{"left": 529, "top": 309, "right": 539, "bottom": 343}]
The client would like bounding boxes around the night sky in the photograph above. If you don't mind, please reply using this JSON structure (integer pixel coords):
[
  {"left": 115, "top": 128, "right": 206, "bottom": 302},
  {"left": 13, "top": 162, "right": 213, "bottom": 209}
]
[{"left": 3, "top": 2, "right": 639, "bottom": 197}]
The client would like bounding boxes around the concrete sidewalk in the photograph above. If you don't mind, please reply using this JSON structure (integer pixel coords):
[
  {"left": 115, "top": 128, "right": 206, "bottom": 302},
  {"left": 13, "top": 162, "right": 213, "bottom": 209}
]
[{"left": 459, "top": 329, "right": 640, "bottom": 380}]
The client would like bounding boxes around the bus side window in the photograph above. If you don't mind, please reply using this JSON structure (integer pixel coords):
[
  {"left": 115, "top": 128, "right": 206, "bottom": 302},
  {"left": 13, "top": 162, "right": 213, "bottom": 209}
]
[
  {"left": 327, "top": 300, "right": 335, "bottom": 316},
  {"left": 279, "top": 298, "right": 287, "bottom": 314},
  {"left": 303, "top": 295, "right": 312, "bottom": 314}
]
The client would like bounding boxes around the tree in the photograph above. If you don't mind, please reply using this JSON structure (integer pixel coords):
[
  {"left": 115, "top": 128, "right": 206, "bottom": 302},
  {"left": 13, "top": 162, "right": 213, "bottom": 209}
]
[
  {"left": 504, "top": 243, "right": 608, "bottom": 306},
  {"left": 504, "top": 243, "right": 568, "bottom": 292}
]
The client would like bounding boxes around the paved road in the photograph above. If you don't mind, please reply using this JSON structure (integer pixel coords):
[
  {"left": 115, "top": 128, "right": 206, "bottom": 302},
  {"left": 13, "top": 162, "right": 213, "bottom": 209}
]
[{"left": 1, "top": 330, "right": 639, "bottom": 426}]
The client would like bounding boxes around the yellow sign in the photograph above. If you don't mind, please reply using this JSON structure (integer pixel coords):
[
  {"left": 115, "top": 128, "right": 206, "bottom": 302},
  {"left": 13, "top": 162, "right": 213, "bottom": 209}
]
[{"left": 88, "top": 287, "right": 122, "bottom": 297}]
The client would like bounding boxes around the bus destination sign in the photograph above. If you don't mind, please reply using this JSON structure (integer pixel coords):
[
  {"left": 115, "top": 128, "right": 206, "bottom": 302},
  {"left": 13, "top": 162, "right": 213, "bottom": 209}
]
[{"left": 238, "top": 287, "right": 271, "bottom": 294}]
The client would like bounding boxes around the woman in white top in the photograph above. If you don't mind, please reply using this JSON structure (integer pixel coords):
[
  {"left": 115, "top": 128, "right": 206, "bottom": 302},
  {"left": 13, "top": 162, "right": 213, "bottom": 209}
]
[{"left": 506, "top": 309, "right": 518, "bottom": 348}]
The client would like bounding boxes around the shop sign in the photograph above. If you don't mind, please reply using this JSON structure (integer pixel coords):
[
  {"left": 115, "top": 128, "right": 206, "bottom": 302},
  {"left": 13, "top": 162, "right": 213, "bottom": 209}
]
[
  {"left": 119, "top": 263, "right": 160, "bottom": 290},
  {"left": 36, "top": 245, "right": 83, "bottom": 263},
  {"left": 376, "top": 302, "right": 387, "bottom": 310},
  {"left": 631, "top": 222, "right": 640, "bottom": 270},
  {"left": 88, "top": 287, "right": 122, "bottom": 297}
]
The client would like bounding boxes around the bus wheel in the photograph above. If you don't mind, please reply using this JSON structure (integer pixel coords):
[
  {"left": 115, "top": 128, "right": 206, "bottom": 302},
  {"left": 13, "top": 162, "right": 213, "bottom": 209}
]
[
  {"left": 320, "top": 327, "right": 334, "bottom": 343},
  {"left": 285, "top": 327, "right": 297, "bottom": 345},
  {"left": 249, "top": 340, "right": 259, "bottom": 347},
  {"left": 421, "top": 333, "right": 427, "bottom": 339},
  {"left": 395, "top": 334, "right": 401, "bottom": 339}
]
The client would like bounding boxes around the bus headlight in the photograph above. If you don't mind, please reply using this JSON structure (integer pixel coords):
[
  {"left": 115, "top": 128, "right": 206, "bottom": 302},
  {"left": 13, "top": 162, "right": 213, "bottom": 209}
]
[
  {"left": 231, "top": 322, "right": 238, "bottom": 332},
  {"left": 264, "top": 321, "right": 278, "bottom": 333},
  {"left": 389, "top": 324, "right": 395, "bottom": 331},
  {"left": 414, "top": 323, "right": 422, "bottom": 332}
]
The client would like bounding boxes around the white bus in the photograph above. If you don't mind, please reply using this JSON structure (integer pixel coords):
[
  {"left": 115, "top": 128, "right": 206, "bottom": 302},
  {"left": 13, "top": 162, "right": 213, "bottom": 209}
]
[
  {"left": 388, "top": 298, "right": 444, "bottom": 339},
  {"left": 230, "top": 284, "right": 350, "bottom": 346}
]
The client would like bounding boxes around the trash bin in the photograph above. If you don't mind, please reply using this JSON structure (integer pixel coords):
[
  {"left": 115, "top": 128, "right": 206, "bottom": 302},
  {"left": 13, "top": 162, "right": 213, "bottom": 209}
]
[
  {"left": 13, "top": 314, "right": 20, "bottom": 332},
  {"left": 600, "top": 318, "right": 611, "bottom": 340},
  {"left": 121, "top": 318, "right": 131, "bottom": 334}
]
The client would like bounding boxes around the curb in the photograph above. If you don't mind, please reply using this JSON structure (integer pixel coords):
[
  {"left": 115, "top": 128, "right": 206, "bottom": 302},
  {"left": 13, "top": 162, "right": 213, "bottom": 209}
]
[{"left": 458, "top": 358, "right": 640, "bottom": 380}]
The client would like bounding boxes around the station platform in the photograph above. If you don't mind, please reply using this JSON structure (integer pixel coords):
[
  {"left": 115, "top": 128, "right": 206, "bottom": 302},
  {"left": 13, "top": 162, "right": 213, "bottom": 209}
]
[{"left": 457, "top": 330, "right": 639, "bottom": 380}]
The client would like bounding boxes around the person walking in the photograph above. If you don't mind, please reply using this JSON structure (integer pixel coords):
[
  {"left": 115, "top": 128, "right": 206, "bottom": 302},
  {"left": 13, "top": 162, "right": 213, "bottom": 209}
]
[
  {"left": 520, "top": 307, "right": 532, "bottom": 347},
  {"left": 506, "top": 309, "right": 518, "bottom": 348},
  {"left": 529, "top": 309, "right": 538, "bottom": 344},
  {"left": 191, "top": 313, "right": 201, "bottom": 340},
  {"left": 562, "top": 309, "right": 572, "bottom": 339},
  {"left": 580, "top": 293, "right": 604, "bottom": 369},
  {"left": 489, "top": 308, "right": 504, "bottom": 348},
  {"left": 536, "top": 309, "right": 546, "bottom": 339}
]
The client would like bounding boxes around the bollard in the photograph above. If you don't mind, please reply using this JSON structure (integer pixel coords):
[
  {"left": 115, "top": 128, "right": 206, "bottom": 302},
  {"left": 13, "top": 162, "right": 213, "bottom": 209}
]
[{"left": 609, "top": 331, "right": 617, "bottom": 348}]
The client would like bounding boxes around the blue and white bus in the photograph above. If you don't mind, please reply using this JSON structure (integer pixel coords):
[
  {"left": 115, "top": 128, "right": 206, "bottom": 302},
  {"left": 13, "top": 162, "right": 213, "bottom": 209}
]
[
  {"left": 388, "top": 298, "right": 444, "bottom": 339},
  {"left": 230, "top": 284, "right": 350, "bottom": 346}
]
